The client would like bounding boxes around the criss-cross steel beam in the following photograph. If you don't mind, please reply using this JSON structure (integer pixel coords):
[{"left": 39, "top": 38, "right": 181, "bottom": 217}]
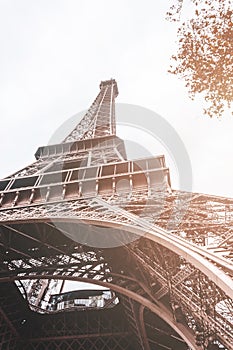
[
  {"left": 0, "top": 273, "right": 203, "bottom": 350},
  {"left": 0, "top": 79, "right": 233, "bottom": 349}
]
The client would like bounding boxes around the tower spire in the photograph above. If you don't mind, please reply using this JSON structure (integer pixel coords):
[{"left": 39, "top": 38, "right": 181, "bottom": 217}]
[{"left": 63, "top": 79, "right": 118, "bottom": 143}]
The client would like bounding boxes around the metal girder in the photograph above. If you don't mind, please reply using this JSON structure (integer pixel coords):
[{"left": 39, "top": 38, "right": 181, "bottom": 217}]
[
  {"left": 0, "top": 79, "right": 233, "bottom": 349},
  {"left": 0, "top": 273, "right": 203, "bottom": 350},
  {"left": 125, "top": 239, "right": 233, "bottom": 349},
  {"left": 0, "top": 196, "right": 233, "bottom": 347},
  {"left": 0, "top": 196, "right": 232, "bottom": 298},
  {"left": 0, "top": 311, "right": 18, "bottom": 349},
  {"left": 21, "top": 336, "right": 132, "bottom": 350},
  {"left": 63, "top": 79, "right": 118, "bottom": 142}
]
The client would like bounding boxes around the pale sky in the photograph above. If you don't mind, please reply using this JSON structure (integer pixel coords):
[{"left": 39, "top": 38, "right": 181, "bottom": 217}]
[{"left": 0, "top": 0, "right": 233, "bottom": 198}]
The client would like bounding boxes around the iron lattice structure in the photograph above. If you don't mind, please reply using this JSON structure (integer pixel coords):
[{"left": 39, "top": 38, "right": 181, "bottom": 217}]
[{"left": 0, "top": 79, "right": 232, "bottom": 350}]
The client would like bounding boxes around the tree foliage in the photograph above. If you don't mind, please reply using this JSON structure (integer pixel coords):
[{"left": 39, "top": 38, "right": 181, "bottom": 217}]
[{"left": 167, "top": 0, "right": 233, "bottom": 118}]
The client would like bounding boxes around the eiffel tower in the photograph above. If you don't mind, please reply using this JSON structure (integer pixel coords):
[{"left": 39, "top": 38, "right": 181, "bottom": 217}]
[{"left": 0, "top": 79, "right": 232, "bottom": 350}]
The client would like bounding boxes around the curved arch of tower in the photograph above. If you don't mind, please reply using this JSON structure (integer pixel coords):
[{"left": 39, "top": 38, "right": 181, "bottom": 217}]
[{"left": 0, "top": 80, "right": 232, "bottom": 350}]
